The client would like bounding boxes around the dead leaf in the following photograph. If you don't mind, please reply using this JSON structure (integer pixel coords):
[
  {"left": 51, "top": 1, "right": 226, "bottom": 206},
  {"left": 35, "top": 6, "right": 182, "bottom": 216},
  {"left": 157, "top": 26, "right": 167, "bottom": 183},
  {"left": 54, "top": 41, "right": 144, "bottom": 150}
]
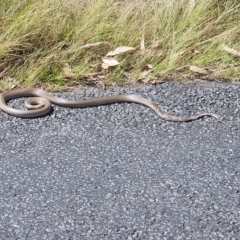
[
  {"left": 101, "top": 57, "right": 120, "bottom": 69},
  {"left": 101, "top": 63, "right": 109, "bottom": 70},
  {"left": 11, "top": 84, "right": 17, "bottom": 89},
  {"left": 222, "top": 45, "right": 240, "bottom": 57},
  {"left": 77, "top": 73, "right": 107, "bottom": 87},
  {"left": 151, "top": 79, "right": 165, "bottom": 85},
  {"left": 87, "top": 73, "right": 106, "bottom": 81},
  {"left": 62, "top": 64, "right": 76, "bottom": 78},
  {"left": 106, "top": 46, "right": 136, "bottom": 57},
  {"left": 189, "top": 65, "right": 208, "bottom": 75},
  {"left": 80, "top": 42, "right": 109, "bottom": 49},
  {"left": 148, "top": 64, "right": 153, "bottom": 69}
]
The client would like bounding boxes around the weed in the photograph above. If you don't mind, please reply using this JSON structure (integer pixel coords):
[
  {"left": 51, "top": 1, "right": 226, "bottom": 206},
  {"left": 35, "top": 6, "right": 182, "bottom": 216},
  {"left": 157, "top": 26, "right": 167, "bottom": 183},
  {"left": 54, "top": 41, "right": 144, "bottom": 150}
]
[{"left": 0, "top": 0, "right": 239, "bottom": 90}]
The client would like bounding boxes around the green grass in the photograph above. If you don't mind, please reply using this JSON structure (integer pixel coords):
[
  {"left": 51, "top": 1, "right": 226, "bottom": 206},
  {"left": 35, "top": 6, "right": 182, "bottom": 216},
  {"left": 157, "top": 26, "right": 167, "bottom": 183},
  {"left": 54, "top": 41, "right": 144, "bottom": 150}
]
[{"left": 0, "top": 0, "right": 239, "bottom": 91}]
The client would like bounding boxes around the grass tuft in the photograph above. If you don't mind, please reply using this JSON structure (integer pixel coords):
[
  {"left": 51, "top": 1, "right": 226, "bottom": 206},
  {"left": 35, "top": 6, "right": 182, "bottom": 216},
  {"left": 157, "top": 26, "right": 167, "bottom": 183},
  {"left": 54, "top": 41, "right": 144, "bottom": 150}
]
[{"left": 0, "top": 0, "right": 239, "bottom": 91}]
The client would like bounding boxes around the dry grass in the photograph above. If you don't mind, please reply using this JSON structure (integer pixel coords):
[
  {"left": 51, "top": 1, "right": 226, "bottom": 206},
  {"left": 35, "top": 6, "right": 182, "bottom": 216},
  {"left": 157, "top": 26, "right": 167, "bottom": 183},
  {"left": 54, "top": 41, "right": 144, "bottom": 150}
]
[{"left": 0, "top": 0, "right": 239, "bottom": 90}]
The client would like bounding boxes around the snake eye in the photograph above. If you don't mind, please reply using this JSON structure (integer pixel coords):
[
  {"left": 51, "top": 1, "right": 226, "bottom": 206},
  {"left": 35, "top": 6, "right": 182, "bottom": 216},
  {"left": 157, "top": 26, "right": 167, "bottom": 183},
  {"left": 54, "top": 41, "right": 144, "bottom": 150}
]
[{"left": 25, "top": 97, "right": 45, "bottom": 110}]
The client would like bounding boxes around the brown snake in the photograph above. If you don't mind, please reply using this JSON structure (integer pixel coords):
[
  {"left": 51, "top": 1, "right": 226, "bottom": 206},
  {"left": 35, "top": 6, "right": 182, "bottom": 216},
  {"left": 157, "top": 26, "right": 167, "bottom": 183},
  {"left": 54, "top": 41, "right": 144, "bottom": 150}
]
[{"left": 0, "top": 88, "right": 228, "bottom": 125}]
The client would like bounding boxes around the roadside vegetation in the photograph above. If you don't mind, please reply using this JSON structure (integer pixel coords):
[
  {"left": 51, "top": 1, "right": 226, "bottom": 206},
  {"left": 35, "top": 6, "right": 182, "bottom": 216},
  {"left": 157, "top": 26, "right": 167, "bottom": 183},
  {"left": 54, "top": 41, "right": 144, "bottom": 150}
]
[{"left": 0, "top": 0, "right": 239, "bottom": 91}]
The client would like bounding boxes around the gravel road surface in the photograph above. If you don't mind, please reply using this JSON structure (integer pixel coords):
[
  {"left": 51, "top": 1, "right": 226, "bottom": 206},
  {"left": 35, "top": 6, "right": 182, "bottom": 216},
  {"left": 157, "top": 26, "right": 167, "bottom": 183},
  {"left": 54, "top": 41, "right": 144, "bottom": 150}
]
[{"left": 0, "top": 81, "right": 240, "bottom": 239}]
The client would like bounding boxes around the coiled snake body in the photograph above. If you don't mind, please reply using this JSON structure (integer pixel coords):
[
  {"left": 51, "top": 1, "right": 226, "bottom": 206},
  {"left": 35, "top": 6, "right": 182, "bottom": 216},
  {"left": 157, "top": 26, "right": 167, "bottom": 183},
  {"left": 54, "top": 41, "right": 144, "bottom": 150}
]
[{"left": 0, "top": 88, "right": 226, "bottom": 125}]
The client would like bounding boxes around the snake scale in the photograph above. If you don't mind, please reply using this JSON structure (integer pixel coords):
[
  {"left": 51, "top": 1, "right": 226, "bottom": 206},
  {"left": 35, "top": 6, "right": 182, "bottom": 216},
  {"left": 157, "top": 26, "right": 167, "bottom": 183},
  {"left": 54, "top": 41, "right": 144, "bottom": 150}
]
[{"left": 0, "top": 88, "right": 228, "bottom": 125}]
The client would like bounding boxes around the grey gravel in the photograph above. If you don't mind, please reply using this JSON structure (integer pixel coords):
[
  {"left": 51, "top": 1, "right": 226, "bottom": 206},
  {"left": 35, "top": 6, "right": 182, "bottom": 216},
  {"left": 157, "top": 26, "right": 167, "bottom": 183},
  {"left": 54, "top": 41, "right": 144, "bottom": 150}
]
[{"left": 0, "top": 81, "right": 240, "bottom": 240}]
